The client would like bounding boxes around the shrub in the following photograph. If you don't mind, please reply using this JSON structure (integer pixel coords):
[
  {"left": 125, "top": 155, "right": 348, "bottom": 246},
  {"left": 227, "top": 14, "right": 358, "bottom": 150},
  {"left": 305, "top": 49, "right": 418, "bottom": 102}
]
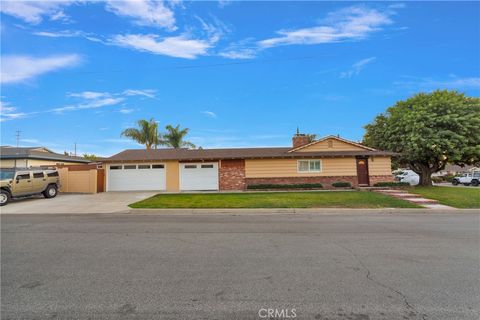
[
  {"left": 444, "top": 175, "right": 455, "bottom": 182},
  {"left": 373, "top": 182, "right": 410, "bottom": 187},
  {"left": 431, "top": 176, "right": 444, "bottom": 183},
  {"left": 332, "top": 181, "right": 352, "bottom": 188},
  {"left": 247, "top": 183, "right": 323, "bottom": 190}
]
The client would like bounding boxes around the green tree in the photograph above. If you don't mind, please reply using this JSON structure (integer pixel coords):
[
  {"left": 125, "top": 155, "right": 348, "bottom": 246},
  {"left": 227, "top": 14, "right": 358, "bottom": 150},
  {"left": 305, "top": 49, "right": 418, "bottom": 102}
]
[
  {"left": 364, "top": 90, "right": 480, "bottom": 186},
  {"left": 160, "top": 124, "right": 196, "bottom": 149},
  {"left": 121, "top": 118, "right": 160, "bottom": 149},
  {"left": 83, "top": 153, "right": 98, "bottom": 161}
]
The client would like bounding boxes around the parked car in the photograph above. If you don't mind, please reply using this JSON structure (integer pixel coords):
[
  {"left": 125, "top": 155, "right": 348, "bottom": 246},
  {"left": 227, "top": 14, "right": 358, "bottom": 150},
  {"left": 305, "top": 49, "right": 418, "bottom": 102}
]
[
  {"left": 451, "top": 171, "right": 480, "bottom": 186},
  {"left": 0, "top": 168, "right": 60, "bottom": 206},
  {"left": 395, "top": 169, "right": 419, "bottom": 186}
]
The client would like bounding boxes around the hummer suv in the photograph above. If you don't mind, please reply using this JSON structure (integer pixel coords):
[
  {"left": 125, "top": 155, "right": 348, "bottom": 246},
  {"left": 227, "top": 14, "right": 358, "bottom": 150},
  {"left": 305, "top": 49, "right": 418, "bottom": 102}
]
[{"left": 0, "top": 168, "right": 60, "bottom": 206}]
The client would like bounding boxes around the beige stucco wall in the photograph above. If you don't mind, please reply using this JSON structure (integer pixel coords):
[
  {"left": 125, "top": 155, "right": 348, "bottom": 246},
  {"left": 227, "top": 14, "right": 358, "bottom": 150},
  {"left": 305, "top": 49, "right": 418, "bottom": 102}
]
[
  {"left": 368, "top": 156, "right": 392, "bottom": 175},
  {"left": 0, "top": 159, "right": 87, "bottom": 168},
  {"left": 165, "top": 160, "right": 179, "bottom": 192},
  {"left": 295, "top": 138, "right": 365, "bottom": 152},
  {"left": 245, "top": 157, "right": 358, "bottom": 178}
]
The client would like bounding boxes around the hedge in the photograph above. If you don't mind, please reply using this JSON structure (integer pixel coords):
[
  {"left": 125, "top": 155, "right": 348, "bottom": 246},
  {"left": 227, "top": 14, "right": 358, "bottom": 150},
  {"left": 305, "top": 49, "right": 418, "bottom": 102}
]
[
  {"left": 373, "top": 182, "right": 410, "bottom": 187},
  {"left": 332, "top": 181, "right": 352, "bottom": 188},
  {"left": 247, "top": 183, "right": 323, "bottom": 190}
]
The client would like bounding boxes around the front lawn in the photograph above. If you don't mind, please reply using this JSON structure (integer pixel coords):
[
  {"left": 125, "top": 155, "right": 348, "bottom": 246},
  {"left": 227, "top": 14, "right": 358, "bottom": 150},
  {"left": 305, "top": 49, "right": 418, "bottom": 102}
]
[
  {"left": 409, "top": 186, "right": 480, "bottom": 208},
  {"left": 129, "top": 191, "right": 419, "bottom": 209}
]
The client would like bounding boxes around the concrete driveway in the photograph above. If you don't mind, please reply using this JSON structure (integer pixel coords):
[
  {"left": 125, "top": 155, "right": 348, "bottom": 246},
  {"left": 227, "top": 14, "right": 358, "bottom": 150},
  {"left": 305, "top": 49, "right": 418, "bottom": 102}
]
[{"left": 0, "top": 192, "right": 156, "bottom": 214}]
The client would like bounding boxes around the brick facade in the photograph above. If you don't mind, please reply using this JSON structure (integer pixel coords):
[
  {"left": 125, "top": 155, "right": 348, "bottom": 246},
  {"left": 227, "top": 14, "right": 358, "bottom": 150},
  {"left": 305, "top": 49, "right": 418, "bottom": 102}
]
[
  {"left": 219, "top": 159, "right": 246, "bottom": 190},
  {"left": 245, "top": 176, "right": 360, "bottom": 189},
  {"left": 368, "top": 174, "right": 395, "bottom": 186}
]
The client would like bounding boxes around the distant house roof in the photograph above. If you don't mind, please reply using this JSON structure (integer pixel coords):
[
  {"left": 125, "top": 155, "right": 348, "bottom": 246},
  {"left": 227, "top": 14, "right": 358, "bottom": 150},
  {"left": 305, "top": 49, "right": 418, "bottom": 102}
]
[
  {"left": 105, "top": 147, "right": 396, "bottom": 162},
  {"left": 0, "top": 146, "right": 90, "bottom": 163}
]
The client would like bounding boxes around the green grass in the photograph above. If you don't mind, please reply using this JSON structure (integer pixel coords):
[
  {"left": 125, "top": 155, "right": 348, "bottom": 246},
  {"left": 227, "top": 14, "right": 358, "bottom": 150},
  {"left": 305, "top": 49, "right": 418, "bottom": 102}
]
[
  {"left": 129, "top": 191, "right": 420, "bottom": 209},
  {"left": 409, "top": 186, "right": 480, "bottom": 208}
]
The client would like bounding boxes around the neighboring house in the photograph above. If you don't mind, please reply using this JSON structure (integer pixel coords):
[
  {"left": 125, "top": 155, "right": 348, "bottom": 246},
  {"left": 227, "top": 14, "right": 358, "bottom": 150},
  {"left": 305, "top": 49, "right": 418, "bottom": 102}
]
[
  {"left": 432, "top": 164, "right": 479, "bottom": 176},
  {"left": 103, "top": 134, "right": 395, "bottom": 192},
  {"left": 0, "top": 146, "right": 90, "bottom": 168}
]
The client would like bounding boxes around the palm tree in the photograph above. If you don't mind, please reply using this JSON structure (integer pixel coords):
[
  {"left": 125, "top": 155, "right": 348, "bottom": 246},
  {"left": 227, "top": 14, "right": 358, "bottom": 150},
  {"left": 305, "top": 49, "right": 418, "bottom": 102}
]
[
  {"left": 121, "top": 118, "right": 160, "bottom": 149},
  {"left": 160, "top": 124, "right": 196, "bottom": 149}
]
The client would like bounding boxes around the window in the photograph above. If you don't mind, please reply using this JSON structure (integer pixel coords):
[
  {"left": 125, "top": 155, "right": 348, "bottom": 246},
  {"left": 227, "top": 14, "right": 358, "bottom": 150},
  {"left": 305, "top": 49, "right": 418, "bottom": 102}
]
[
  {"left": 201, "top": 164, "right": 214, "bottom": 169},
  {"left": 110, "top": 165, "right": 122, "bottom": 170},
  {"left": 298, "top": 160, "right": 321, "bottom": 173},
  {"left": 124, "top": 165, "right": 136, "bottom": 169},
  {"left": 47, "top": 171, "right": 59, "bottom": 177},
  {"left": 138, "top": 165, "right": 151, "bottom": 169},
  {"left": 184, "top": 165, "right": 197, "bottom": 169},
  {"left": 16, "top": 173, "right": 30, "bottom": 180},
  {"left": 33, "top": 172, "right": 44, "bottom": 179},
  {"left": 152, "top": 164, "right": 164, "bottom": 169},
  {"left": 328, "top": 140, "right": 333, "bottom": 148}
]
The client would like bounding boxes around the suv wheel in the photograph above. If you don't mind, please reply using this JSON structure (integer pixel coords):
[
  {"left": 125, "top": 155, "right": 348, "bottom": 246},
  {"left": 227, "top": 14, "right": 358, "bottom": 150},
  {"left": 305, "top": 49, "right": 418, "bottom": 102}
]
[
  {"left": 452, "top": 179, "right": 459, "bottom": 185},
  {"left": 471, "top": 180, "right": 479, "bottom": 187},
  {"left": 0, "top": 190, "right": 11, "bottom": 206},
  {"left": 43, "top": 185, "right": 58, "bottom": 199}
]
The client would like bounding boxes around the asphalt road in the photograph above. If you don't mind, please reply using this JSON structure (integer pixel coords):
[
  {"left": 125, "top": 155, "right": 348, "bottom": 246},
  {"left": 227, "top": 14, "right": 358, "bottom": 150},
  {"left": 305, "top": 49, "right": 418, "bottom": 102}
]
[{"left": 1, "top": 212, "right": 479, "bottom": 320}]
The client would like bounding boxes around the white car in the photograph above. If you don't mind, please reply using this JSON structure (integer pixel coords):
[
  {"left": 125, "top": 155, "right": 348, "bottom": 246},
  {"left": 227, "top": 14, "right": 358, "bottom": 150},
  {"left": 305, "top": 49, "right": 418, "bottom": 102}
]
[
  {"left": 395, "top": 170, "right": 419, "bottom": 186},
  {"left": 452, "top": 171, "right": 480, "bottom": 186}
]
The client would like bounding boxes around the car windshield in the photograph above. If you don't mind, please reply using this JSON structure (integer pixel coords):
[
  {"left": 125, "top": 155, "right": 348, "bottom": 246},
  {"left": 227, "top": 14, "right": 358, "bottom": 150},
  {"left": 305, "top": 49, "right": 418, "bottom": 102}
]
[{"left": 0, "top": 171, "right": 15, "bottom": 180}]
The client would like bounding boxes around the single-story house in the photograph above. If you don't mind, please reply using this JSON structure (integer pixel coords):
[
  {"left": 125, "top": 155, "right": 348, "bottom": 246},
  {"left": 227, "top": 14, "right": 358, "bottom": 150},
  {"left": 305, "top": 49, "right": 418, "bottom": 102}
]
[
  {"left": 103, "top": 134, "right": 395, "bottom": 192},
  {"left": 0, "top": 146, "right": 90, "bottom": 168}
]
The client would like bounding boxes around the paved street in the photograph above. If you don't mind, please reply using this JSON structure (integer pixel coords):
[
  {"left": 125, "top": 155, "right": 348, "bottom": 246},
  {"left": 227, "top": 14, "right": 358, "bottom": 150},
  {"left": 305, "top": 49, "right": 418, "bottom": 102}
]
[{"left": 1, "top": 212, "right": 479, "bottom": 319}]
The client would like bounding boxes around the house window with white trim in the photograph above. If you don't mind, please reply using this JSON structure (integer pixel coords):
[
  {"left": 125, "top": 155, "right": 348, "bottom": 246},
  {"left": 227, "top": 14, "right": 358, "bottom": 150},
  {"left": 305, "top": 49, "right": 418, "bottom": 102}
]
[{"left": 298, "top": 160, "right": 321, "bottom": 172}]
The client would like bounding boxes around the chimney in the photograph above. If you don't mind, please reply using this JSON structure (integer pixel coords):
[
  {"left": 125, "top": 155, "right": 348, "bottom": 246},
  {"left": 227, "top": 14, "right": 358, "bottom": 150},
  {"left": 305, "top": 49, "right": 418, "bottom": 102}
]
[{"left": 292, "top": 133, "right": 310, "bottom": 148}]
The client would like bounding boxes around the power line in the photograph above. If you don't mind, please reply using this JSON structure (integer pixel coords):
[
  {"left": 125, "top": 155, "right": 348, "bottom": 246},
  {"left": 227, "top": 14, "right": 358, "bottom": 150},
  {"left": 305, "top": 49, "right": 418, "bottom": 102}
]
[{"left": 3, "top": 54, "right": 336, "bottom": 77}]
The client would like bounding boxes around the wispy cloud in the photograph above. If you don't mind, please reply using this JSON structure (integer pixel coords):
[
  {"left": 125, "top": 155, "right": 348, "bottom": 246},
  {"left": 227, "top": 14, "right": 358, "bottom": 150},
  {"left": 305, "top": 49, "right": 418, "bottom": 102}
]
[
  {"left": 219, "top": 38, "right": 258, "bottom": 59},
  {"left": 0, "top": 1, "right": 75, "bottom": 24},
  {"left": 394, "top": 76, "right": 480, "bottom": 90},
  {"left": 119, "top": 107, "right": 135, "bottom": 114},
  {"left": 258, "top": 5, "right": 397, "bottom": 48},
  {"left": 111, "top": 34, "right": 215, "bottom": 59},
  {"left": 105, "top": 0, "right": 176, "bottom": 31},
  {"left": 340, "top": 57, "right": 376, "bottom": 78},
  {"left": 122, "top": 89, "right": 157, "bottom": 99},
  {"left": 1, "top": 54, "right": 81, "bottom": 84},
  {"left": 0, "top": 99, "right": 28, "bottom": 122},
  {"left": 202, "top": 111, "right": 217, "bottom": 118},
  {"left": 67, "top": 91, "right": 110, "bottom": 100}
]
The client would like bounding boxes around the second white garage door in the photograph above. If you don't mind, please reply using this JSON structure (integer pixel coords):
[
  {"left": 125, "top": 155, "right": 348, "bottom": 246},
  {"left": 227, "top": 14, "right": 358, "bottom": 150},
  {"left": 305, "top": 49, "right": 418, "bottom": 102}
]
[
  {"left": 107, "top": 164, "right": 166, "bottom": 191},
  {"left": 180, "top": 162, "right": 219, "bottom": 191}
]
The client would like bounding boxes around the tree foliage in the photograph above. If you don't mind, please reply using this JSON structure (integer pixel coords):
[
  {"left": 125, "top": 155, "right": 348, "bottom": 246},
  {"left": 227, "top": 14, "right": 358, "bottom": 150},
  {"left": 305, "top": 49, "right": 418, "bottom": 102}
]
[
  {"left": 364, "top": 90, "right": 480, "bottom": 186},
  {"left": 83, "top": 153, "right": 99, "bottom": 160},
  {"left": 121, "top": 118, "right": 160, "bottom": 149},
  {"left": 160, "top": 124, "right": 196, "bottom": 149}
]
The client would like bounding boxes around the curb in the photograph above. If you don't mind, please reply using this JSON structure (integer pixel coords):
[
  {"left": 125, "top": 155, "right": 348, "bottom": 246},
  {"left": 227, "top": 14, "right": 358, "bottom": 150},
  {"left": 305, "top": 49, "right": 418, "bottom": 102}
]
[{"left": 124, "top": 208, "right": 479, "bottom": 215}]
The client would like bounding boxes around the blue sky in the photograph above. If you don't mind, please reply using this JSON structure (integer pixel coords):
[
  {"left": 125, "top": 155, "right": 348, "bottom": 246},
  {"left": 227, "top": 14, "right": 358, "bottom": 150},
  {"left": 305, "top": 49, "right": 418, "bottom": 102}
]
[{"left": 1, "top": 1, "right": 479, "bottom": 156}]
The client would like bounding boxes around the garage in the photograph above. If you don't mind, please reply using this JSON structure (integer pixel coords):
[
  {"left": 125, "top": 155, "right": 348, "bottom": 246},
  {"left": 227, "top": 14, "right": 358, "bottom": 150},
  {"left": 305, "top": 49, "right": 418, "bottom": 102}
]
[
  {"left": 107, "top": 164, "right": 166, "bottom": 191},
  {"left": 180, "top": 162, "right": 219, "bottom": 191}
]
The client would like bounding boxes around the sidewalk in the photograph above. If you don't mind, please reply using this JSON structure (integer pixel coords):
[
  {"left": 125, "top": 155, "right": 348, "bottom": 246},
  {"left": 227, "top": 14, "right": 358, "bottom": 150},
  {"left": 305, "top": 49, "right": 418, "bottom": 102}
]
[{"left": 375, "top": 189, "right": 454, "bottom": 209}]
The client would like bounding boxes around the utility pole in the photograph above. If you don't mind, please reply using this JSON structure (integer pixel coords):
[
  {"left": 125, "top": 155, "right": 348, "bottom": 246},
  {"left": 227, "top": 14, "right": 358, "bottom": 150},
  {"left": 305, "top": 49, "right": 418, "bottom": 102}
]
[
  {"left": 74, "top": 143, "right": 77, "bottom": 157},
  {"left": 15, "top": 130, "right": 21, "bottom": 147}
]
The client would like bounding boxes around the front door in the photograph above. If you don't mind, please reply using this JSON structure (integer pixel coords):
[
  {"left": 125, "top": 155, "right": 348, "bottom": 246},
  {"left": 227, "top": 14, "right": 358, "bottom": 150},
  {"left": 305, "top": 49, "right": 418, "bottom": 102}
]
[{"left": 356, "top": 157, "right": 370, "bottom": 186}]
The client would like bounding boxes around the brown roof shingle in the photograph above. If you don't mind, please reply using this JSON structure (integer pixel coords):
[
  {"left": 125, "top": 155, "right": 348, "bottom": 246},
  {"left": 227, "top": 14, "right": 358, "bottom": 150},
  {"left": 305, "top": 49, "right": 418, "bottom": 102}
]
[{"left": 104, "top": 147, "right": 396, "bottom": 162}]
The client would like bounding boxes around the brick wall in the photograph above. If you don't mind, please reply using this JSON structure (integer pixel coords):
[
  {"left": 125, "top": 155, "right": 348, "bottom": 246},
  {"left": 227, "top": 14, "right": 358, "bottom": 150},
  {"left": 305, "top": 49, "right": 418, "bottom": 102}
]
[
  {"left": 369, "top": 174, "right": 395, "bottom": 186},
  {"left": 245, "top": 176, "right": 359, "bottom": 189},
  {"left": 219, "top": 159, "right": 246, "bottom": 190}
]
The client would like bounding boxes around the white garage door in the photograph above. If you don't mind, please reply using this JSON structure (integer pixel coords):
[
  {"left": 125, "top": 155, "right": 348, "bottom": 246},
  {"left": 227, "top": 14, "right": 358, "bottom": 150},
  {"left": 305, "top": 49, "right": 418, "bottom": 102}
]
[
  {"left": 107, "top": 164, "right": 166, "bottom": 191},
  {"left": 180, "top": 162, "right": 219, "bottom": 191}
]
